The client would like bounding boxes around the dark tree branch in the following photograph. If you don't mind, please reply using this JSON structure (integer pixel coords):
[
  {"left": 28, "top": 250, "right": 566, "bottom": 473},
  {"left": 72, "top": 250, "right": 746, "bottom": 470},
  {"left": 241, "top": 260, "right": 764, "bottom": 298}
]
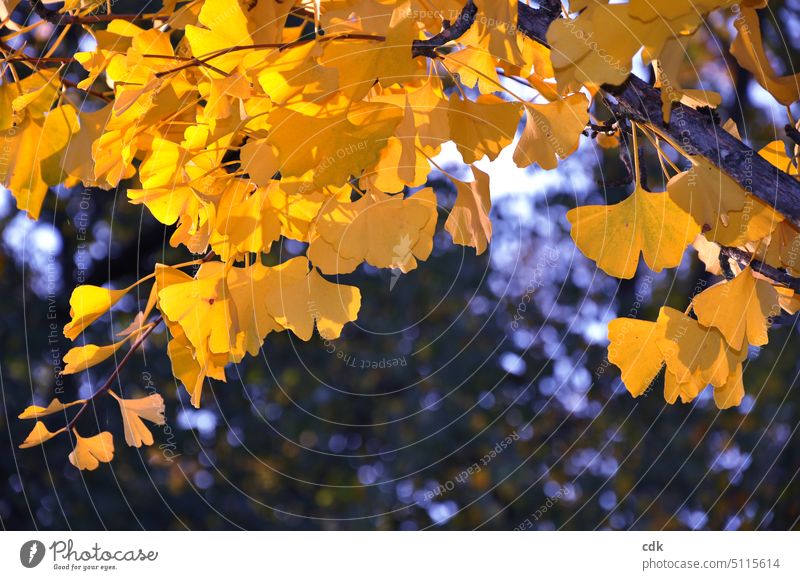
[
  {"left": 412, "top": 1, "right": 477, "bottom": 57},
  {"left": 720, "top": 246, "right": 800, "bottom": 291}
]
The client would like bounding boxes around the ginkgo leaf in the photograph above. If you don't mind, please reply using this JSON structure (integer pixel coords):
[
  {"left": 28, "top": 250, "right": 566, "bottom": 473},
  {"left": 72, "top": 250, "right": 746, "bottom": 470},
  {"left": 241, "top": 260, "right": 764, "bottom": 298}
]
[
  {"left": 714, "top": 363, "right": 745, "bottom": 410},
  {"left": 158, "top": 261, "right": 237, "bottom": 356},
  {"left": 567, "top": 186, "right": 700, "bottom": 279},
  {"left": 513, "top": 93, "right": 589, "bottom": 170},
  {"left": 3, "top": 105, "right": 78, "bottom": 220},
  {"left": 759, "top": 140, "right": 799, "bottom": 175},
  {"left": 448, "top": 95, "right": 521, "bottom": 164},
  {"left": 68, "top": 431, "right": 115, "bottom": 471},
  {"left": 656, "top": 306, "right": 746, "bottom": 389},
  {"left": 692, "top": 267, "right": 780, "bottom": 350},
  {"left": 731, "top": 6, "right": 800, "bottom": 105},
  {"left": 64, "top": 284, "right": 133, "bottom": 340},
  {"left": 19, "top": 398, "right": 85, "bottom": 420},
  {"left": 705, "top": 197, "right": 783, "bottom": 247},
  {"left": 607, "top": 317, "right": 665, "bottom": 397},
  {"left": 20, "top": 422, "right": 64, "bottom": 449},
  {"left": 110, "top": 392, "right": 166, "bottom": 448},
  {"left": 263, "top": 257, "right": 361, "bottom": 341},
  {"left": 666, "top": 156, "right": 747, "bottom": 229},
  {"left": 63, "top": 339, "right": 130, "bottom": 375},
  {"left": 445, "top": 167, "right": 492, "bottom": 255},
  {"left": 664, "top": 368, "right": 706, "bottom": 405},
  {"left": 308, "top": 188, "right": 437, "bottom": 275}
]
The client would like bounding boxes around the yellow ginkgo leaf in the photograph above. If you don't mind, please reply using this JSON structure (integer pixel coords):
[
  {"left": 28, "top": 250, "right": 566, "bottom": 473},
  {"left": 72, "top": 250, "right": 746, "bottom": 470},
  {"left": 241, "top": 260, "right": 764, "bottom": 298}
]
[
  {"left": 263, "top": 257, "right": 361, "bottom": 341},
  {"left": 607, "top": 317, "right": 665, "bottom": 397},
  {"left": 68, "top": 431, "right": 115, "bottom": 471},
  {"left": 513, "top": 93, "right": 589, "bottom": 170},
  {"left": 18, "top": 398, "right": 85, "bottom": 420},
  {"left": 567, "top": 186, "right": 700, "bottom": 279},
  {"left": 656, "top": 306, "right": 746, "bottom": 389},
  {"left": 759, "top": 140, "right": 799, "bottom": 175},
  {"left": 448, "top": 94, "right": 521, "bottom": 164},
  {"left": 714, "top": 363, "right": 745, "bottom": 409},
  {"left": 64, "top": 284, "right": 133, "bottom": 340},
  {"left": 308, "top": 189, "right": 437, "bottom": 275},
  {"left": 664, "top": 368, "right": 706, "bottom": 405},
  {"left": 20, "top": 422, "right": 64, "bottom": 449},
  {"left": 731, "top": 7, "right": 800, "bottom": 105},
  {"left": 692, "top": 267, "right": 780, "bottom": 350},
  {"left": 705, "top": 197, "right": 783, "bottom": 247},
  {"left": 3, "top": 105, "right": 78, "bottom": 220},
  {"left": 666, "top": 156, "right": 747, "bottom": 230},
  {"left": 62, "top": 339, "right": 129, "bottom": 375},
  {"left": 445, "top": 167, "right": 492, "bottom": 255},
  {"left": 110, "top": 392, "right": 166, "bottom": 448}
]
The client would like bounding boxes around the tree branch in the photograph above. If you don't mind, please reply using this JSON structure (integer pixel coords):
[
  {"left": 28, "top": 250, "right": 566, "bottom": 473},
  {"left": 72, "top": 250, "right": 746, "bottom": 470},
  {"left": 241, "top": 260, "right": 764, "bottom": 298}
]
[{"left": 719, "top": 246, "right": 800, "bottom": 292}]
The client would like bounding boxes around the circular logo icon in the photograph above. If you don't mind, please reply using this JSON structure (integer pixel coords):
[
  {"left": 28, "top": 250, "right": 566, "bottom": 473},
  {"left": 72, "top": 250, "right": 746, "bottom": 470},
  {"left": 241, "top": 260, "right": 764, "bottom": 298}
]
[{"left": 20, "top": 540, "right": 46, "bottom": 568}]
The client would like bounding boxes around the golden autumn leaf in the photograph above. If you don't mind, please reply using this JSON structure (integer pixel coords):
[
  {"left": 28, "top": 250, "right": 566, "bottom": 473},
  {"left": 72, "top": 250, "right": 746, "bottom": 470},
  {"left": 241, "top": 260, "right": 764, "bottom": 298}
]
[
  {"left": 20, "top": 422, "right": 64, "bottom": 449},
  {"left": 444, "top": 167, "right": 492, "bottom": 255},
  {"left": 308, "top": 188, "right": 437, "bottom": 275},
  {"left": 513, "top": 93, "right": 589, "bottom": 170},
  {"left": 68, "top": 431, "right": 115, "bottom": 471},
  {"left": 666, "top": 156, "right": 747, "bottom": 229},
  {"left": 607, "top": 318, "right": 665, "bottom": 397},
  {"left": 19, "top": 398, "right": 85, "bottom": 420},
  {"left": 62, "top": 340, "right": 129, "bottom": 375},
  {"left": 64, "top": 284, "right": 134, "bottom": 340},
  {"left": 448, "top": 95, "right": 521, "bottom": 164},
  {"left": 567, "top": 186, "right": 700, "bottom": 279},
  {"left": 110, "top": 392, "right": 166, "bottom": 448},
  {"left": 731, "top": 6, "right": 800, "bottom": 105},
  {"left": 692, "top": 267, "right": 780, "bottom": 350},
  {"left": 263, "top": 257, "right": 361, "bottom": 341},
  {"left": 656, "top": 306, "right": 746, "bottom": 389}
]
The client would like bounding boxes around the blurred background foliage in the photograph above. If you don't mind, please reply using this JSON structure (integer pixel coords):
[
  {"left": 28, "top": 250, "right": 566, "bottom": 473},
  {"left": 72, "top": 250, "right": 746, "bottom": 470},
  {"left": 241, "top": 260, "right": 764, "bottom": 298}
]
[{"left": 1, "top": 0, "right": 799, "bottom": 530}]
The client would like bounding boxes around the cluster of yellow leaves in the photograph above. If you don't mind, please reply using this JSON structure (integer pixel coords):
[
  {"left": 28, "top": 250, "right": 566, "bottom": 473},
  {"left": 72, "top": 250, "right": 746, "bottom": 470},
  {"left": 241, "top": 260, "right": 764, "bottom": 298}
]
[
  {"left": 18, "top": 391, "right": 165, "bottom": 470},
  {"left": 608, "top": 265, "right": 780, "bottom": 409},
  {"left": 569, "top": 118, "right": 798, "bottom": 407},
  {"left": 11, "top": 0, "right": 800, "bottom": 470},
  {"left": 4, "top": 0, "right": 594, "bottom": 435}
]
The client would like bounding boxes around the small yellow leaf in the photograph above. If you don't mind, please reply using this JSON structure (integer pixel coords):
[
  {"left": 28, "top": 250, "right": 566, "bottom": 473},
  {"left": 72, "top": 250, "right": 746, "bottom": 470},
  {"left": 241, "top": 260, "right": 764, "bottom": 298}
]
[
  {"left": 567, "top": 186, "right": 700, "bottom": 279},
  {"left": 19, "top": 398, "right": 85, "bottom": 420},
  {"left": 20, "top": 422, "right": 64, "bottom": 449},
  {"left": 110, "top": 392, "right": 166, "bottom": 448},
  {"left": 448, "top": 94, "right": 521, "bottom": 164},
  {"left": 714, "top": 363, "right": 745, "bottom": 410},
  {"left": 64, "top": 285, "right": 131, "bottom": 340},
  {"left": 68, "top": 431, "right": 115, "bottom": 471},
  {"left": 656, "top": 306, "right": 746, "bottom": 389},
  {"left": 513, "top": 93, "right": 589, "bottom": 170},
  {"left": 666, "top": 156, "right": 747, "bottom": 229},
  {"left": 607, "top": 318, "right": 665, "bottom": 397},
  {"left": 445, "top": 167, "right": 492, "bottom": 255},
  {"left": 63, "top": 339, "right": 128, "bottom": 375},
  {"left": 731, "top": 7, "right": 800, "bottom": 105},
  {"left": 264, "top": 257, "right": 361, "bottom": 341},
  {"left": 692, "top": 267, "right": 780, "bottom": 350}
]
